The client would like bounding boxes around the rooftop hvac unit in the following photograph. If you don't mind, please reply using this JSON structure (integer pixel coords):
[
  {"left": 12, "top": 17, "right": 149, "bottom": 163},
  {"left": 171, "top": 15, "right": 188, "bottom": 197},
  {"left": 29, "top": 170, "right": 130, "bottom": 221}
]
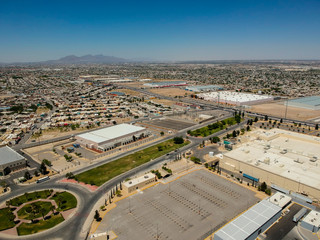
[
  {"left": 294, "top": 158, "right": 304, "bottom": 164},
  {"left": 310, "top": 156, "right": 318, "bottom": 162}
]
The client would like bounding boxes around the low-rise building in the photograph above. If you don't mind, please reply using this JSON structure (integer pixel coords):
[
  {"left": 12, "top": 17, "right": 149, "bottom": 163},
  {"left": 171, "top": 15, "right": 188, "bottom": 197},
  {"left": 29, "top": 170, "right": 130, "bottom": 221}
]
[
  {"left": 123, "top": 173, "right": 156, "bottom": 194},
  {"left": 301, "top": 210, "right": 320, "bottom": 232},
  {"left": 0, "top": 146, "right": 27, "bottom": 176},
  {"left": 75, "top": 123, "right": 150, "bottom": 151}
]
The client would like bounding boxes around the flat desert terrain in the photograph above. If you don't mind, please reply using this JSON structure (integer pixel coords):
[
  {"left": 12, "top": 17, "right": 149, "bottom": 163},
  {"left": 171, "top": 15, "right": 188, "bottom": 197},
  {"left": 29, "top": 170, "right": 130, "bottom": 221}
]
[
  {"left": 149, "top": 87, "right": 191, "bottom": 97},
  {"left": 251, "top": 102, "right": 320, "bottom": 121}
]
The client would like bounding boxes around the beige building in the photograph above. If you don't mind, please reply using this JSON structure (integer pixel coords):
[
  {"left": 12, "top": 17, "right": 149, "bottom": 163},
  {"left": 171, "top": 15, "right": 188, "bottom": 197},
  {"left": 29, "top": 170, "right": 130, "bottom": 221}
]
[
  {"left": 0, "top": 146, "right": 27, "bottom": 176},
  {"left": 221, "top": 129, "right": 320, "bottom": 201},
  {"left": 123, "top": 173, "right": 156, "bottom": 194}
]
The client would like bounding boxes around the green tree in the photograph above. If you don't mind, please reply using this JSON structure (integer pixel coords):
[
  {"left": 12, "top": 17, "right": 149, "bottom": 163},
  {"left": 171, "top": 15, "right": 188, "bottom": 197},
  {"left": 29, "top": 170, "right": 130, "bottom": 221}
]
[
  {"left": 260, "top": 182, "right": 267, "bottom": 192},
  {"left": 316, "top": 124, "right": 319, "bottom": 130},
  {"left": 211, "top": 136, "right": 220, "bottom": 143},
  {"left": 254, "top": 116, "right": 258, "bottom": 122},
  {"left": 94, "top": 210, "right": 101, "bottom": 221},
  {"left": 42, "top": 159, "right": 52, "bottom": 167},
  {"left": 265, "top": 188, "right": 271, "bottom": 195},
  {"left": 232, "top": 130, "right": 237, "bottom": 138},
  {"left": 24, "top": 171, "right": 31, "bottom": 180},
  {"left": 39, "top": 162, "right": 47, "bottom": 175},
  {"left": 40, "top": 207, "right": 47, "bottom": 220},
  {"left": 160, "top": 131, "right": 164, "bottom": 136},
  {"left": 0, "top": 180, "right": 8, "bottom": 189},
  {"left": 235, "top": 115, "right": 241, "bottom": 124},
  {"left": 264, "top": 115, "right": 268, "bottom": 121},
  {"left": 173, "top": 136, "right": 184, "bottom": 144}
]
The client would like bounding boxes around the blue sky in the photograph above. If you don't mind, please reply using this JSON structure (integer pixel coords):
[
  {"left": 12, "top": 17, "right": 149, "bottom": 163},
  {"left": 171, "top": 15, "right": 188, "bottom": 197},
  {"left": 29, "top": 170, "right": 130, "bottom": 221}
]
[{"left": 0, "top": 0, "right": 319, "bottom": 62}]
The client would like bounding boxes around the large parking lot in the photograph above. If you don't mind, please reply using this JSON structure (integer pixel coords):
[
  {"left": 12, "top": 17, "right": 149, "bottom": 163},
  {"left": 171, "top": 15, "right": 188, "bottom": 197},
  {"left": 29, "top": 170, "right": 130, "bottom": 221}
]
[
  {"left": 145, "top": 118, "right": 195, "bottom": 131},
  {"left": 96, "top": 170, "right": 258, "bottom": 240}
]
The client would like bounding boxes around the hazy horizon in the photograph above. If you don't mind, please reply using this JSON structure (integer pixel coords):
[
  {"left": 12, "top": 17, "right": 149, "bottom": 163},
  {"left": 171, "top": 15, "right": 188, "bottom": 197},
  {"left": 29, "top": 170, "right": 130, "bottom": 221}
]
[{"left": 1, "top": 0, "right": 320, "bottom": 62}]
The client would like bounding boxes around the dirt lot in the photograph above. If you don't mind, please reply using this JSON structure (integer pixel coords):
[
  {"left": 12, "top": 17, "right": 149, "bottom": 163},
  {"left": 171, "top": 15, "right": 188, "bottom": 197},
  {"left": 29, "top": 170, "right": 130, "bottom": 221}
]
[
  {"left": 251, "top": 102, "right": 320, "bottom": 121},
  {"left": 149, "top": 87, "right": 191, "bottom": 97},
  {"left": 119, "top": 88, "right": 143, "bottom": 97},
  {"left": 151, "top": 98, "right": 177, "bottom": 106}
]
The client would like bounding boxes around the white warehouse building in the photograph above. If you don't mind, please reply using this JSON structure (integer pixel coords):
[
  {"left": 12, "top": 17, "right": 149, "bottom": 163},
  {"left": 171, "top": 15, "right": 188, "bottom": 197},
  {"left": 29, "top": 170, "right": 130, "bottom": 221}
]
[
  {"left": 198, "top": 91, "right": 274, "bottom": 106},
  {"left": 75, "top": 124, "right": 150, "bottom": 151}
]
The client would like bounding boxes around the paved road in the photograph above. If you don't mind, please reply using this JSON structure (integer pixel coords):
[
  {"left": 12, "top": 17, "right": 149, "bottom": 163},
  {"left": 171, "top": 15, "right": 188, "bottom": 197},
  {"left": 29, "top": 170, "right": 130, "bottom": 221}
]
[{"left": 0, "top": 112, "right": 238, "bottom": 239}]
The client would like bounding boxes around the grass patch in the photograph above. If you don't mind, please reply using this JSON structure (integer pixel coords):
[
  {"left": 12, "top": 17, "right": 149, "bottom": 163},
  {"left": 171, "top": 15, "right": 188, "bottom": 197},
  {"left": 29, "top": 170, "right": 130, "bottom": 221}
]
[
  {"left": 76, "top": 139, "right": 189, "bottom": 186},
  {"left": 17, "top": 201, "right": 53, "bottom": 220},
  {"left": 0, "top": 208, "right": 16, "bottom": 231},
  {"left": 188, "top": 117, "right": 239, "bottom": 137},
  {"left": 17, "top": 213, "right": 64, "bottom": 236},
  {"left": 51, "top": 191, "right": 77, "bottom": 212},
  {"left": 9, "top": 190, "right": 53, "bottom": 206}
]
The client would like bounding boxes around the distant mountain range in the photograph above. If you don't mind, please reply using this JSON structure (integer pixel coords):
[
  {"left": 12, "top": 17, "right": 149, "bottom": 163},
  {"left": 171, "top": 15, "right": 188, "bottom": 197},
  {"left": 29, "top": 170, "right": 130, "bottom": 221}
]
[
  {"left": 0, "top": 54, "right": 140, "bottom": 65},
  {"left": 0, "top": 55, "right": 319, "bottom": 66},
  {"left": 46, "top": 54, "right": 128, "bottom": 64}
]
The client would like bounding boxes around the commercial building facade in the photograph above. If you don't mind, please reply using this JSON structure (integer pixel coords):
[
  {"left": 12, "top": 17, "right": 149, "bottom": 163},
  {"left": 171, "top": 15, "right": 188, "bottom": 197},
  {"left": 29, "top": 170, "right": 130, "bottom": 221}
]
[
  {"left": 220, "top": 129, "right": 320, "bottom": 200},
  {"left": 123, "top": 173, "right": 156, "bottom": 194},
  {"left": 75, "top": 124, "right": 150, "bottom": 151},
  {"left": 0, "top": 146, "right": 27, "bottom": 176}
]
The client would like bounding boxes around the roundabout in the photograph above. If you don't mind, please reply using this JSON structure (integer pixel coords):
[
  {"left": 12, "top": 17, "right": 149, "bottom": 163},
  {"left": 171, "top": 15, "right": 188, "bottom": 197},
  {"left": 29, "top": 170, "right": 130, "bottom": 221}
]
[{"left": 0, "top": 189, "right": 78, "bottom": 236}]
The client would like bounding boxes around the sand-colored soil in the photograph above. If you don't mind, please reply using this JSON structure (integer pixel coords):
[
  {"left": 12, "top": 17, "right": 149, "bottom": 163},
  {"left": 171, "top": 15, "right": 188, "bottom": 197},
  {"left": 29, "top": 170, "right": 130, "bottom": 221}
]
[
  {"left": 151, "top": 98, "right": 176, "bottom": 106},
  {"left": 149, "top": 87, "right": 191, "bottom": 97},
  {"left": 119, "top": 89, "right": 143, "bottom": 97},
  {"left": 251, "top": 102, "right": 320, "bottom": 121}
]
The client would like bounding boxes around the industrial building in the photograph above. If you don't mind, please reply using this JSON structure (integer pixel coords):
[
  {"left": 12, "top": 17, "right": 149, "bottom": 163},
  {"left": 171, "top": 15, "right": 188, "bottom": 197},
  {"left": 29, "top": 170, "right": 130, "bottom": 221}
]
[
  {"left": 185, "top": 85, "right": 224, "bottom": 92},
  {"left": 0, "top": 146, "right": 27, "bottom": 176},
  {"left": 301, "top": 210, "right": 320, "bottom": 232},
  {"left": 75, "top": 124, "right": 150, "bottom": 151},
  {"left": 143, "top": 81, "right": 187, "bottom": 88},
  {"left": 221, "top": 129, "right": 320, "bottom": 200},
  {"left": 198, "top": 91, "right": 274, "bottom": 106},
  {"left": 214, "top": 198, "right": 283, "bottom": 240},
  {"left": 287, "top": 96, "right": 320, "bottom": 110},
  {"left": 123, "top": 173, "right": 156, "bottom": 194}
]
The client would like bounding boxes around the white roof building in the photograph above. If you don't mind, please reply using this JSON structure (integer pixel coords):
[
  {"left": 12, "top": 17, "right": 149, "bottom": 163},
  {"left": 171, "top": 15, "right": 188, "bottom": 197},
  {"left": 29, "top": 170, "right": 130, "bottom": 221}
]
[
  {"left": 214, "top": 199, "right": 282, "bottom": 240},
  {"left": 268, "top": 192, "right": 292, "bottom": 208},
  {"left": 301, "top": 210, "right": 320, "bottom": 232},
  {"left": 75, "top": 124, "right": 149, "bottom": 150}
]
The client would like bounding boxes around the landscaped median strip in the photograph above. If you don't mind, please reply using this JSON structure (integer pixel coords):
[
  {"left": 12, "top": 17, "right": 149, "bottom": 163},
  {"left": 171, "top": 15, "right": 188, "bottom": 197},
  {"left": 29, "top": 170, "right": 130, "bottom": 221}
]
[{"left": 75, "top": 138, "right": 189, "bottom": 186}]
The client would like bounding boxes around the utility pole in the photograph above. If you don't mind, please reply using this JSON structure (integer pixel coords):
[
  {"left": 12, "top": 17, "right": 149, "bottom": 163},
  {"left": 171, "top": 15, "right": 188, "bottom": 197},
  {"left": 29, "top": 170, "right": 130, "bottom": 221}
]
[{"left": 285, "top": 98, "right": 289, "bottom": 119}]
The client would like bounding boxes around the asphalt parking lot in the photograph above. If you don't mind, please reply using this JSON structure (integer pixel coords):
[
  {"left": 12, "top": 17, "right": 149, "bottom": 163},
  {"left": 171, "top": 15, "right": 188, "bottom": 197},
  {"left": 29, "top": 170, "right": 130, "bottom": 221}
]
[
  {"left": 146, "top": 119, "right": 195, "bottom": 131},
  {"left": 265, "top": 203, "right": 304, "bottom": 240},
  {"left": 96, "top": 169, "right": 258, "bottom": 240}
]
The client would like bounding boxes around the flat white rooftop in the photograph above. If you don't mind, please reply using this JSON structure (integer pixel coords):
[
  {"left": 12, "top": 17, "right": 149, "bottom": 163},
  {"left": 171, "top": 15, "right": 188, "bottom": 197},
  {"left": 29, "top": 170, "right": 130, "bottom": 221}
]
[
  {"left": 224, "top": 129, "right": 320, "bottom": 190},
  {"left": 77, "top": 124, "right": 146, "bottom": 144},
  {"left": 215, "top": 199, "right": 281, "bottom": 240},
  {"left": 268, "top": 192, "right": 292, "bottom": 208},
  {"left": 198, "top": 91, "right": 273, "bottom": 104},
  {"left": 302, "top": 210, "right": 320, "bottom": 227},
  {"left": 123, "top": 173, "right": 155, "bottom": 188},
  {"left": 0, "top": 146, "right": 25, "bottom": 165}
]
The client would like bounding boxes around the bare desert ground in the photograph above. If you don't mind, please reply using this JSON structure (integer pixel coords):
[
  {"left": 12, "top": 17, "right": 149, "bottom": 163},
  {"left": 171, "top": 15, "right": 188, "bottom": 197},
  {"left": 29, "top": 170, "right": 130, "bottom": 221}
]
[
  {"left": 251, "top": 102, "right": 320, "bottom": 121},
  {"left": 149, "top": 87, "right": 191, "bottom": 97}
]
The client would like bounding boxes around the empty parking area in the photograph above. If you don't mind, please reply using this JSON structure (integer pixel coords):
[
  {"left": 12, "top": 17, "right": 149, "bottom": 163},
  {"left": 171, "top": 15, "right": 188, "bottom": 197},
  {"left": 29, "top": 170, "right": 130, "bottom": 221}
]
[
  {"left": 145, "top": 118, "right": 195, "bottom": 131},
  {"left": 96, "top": 170, "right": 258, "bottom": 240}
]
